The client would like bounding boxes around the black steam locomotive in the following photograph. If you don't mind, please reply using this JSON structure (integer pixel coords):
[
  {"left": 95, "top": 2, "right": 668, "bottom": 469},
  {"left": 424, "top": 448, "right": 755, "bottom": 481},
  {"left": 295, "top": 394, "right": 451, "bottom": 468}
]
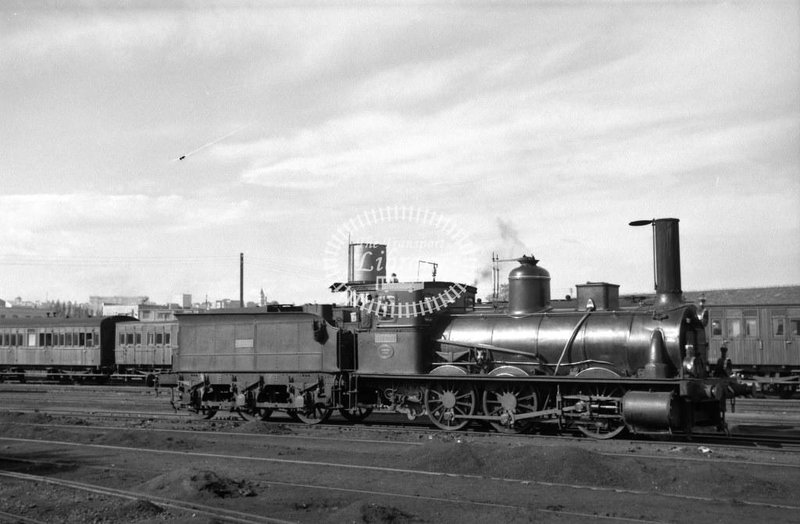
[{"left": 170, "top": 218, "right": 727, "bottom": 438}]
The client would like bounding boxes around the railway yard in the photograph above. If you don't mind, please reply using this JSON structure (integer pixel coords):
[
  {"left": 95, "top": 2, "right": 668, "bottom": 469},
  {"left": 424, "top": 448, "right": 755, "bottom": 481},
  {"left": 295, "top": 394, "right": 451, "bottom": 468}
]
[{"left": 0, "top": 385, "right": 798, "bottom": 523}]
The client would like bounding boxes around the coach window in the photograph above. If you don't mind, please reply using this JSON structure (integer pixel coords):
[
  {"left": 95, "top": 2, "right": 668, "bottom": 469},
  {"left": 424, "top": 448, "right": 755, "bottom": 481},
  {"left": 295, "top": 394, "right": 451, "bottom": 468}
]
[
  {"left": 59, "top": 333, "right": 65, "bottom": 346},
  {"left": 45, "top": 333, "right": 53, "bottom": 346},
  {"left": 126, "top": 333, "right": 134, "bottom": 345},
  {"left": 135, "top": 333, "right": 142, "bottom": 345},
  {"left": 147, "top": 332, "right": 154, "bottom": 345},
  {"left": 710, "top": 319, "right": 722, "bottom": 337},
  {"left": 86, "top": 332, "right": 93, "bottom": 347},
  {"left": 772, "top": 316, "right": 785, "bottom": 337},
  {"left": 725, "top": 319, "right": 742, "bottom": 338},
  {"left": 743, "top": 310, "right": 758, "bottom": 337},
  {"left": 165, "top": 333, "right": 171, "bottom": 345},
  {"left": 119, "top": 333, "right": 125, "bottom": 346},
  {"left": 66, "top": 333, "right": 72, "bottom": 346},
  {"left": 27, "top": 330, "right": 35, "bottom": 347},
  {"left": 791, "top": 319, "right": 800, "bottom": 337},
  {"left": 156, "top": 333, "right": 163, "bottom": 345}
]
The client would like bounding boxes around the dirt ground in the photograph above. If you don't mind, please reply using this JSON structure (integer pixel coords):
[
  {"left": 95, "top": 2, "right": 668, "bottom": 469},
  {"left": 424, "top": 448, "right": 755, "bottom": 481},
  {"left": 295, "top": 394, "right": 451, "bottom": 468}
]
[{"left": 1, "top": 411, "right": 799, "bottom": 523}]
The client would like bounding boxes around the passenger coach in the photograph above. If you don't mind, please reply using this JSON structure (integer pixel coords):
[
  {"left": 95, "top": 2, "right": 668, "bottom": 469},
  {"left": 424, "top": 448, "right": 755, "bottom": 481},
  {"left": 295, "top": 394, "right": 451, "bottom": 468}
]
[{"left": 0, "top": 316, "right": 134, "bottom": 381}]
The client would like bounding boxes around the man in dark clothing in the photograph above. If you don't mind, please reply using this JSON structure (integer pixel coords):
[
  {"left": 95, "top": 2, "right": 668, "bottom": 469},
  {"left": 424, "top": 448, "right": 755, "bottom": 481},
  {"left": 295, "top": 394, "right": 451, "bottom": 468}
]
[{"left": 715, "top": 346, "right": 731, "bottom": 377}]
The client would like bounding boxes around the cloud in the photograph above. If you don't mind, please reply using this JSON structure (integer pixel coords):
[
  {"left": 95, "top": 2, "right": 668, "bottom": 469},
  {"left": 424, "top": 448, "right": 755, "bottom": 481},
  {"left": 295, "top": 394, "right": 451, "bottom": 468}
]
[{"left": 0, "top": 192, "right": 291, "bottom": 257}]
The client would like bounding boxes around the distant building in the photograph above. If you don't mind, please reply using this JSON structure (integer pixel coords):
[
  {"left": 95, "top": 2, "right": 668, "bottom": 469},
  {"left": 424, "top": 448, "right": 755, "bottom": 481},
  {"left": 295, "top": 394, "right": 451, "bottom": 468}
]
[
  {"left": 172, "top": 294, "right": 192, "bottom": 309},
  {"left": 102, "top": 304, "right": 140, "bottom": 318},
  {"left": 0, "top": 306, "right": 57, "bottom": 319},
  {"left": 89, "top": 296, "right": 149, "bottom": 317},
  {"left": 215, "top": 299, "right": 242, "bottom": 309}
]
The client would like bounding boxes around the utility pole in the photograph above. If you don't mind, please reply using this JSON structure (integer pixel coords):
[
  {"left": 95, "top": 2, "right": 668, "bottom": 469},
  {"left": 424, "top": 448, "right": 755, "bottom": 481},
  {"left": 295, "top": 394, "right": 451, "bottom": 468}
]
[{"left": 240, "top": 253, "right": 244, "bottom": 308}]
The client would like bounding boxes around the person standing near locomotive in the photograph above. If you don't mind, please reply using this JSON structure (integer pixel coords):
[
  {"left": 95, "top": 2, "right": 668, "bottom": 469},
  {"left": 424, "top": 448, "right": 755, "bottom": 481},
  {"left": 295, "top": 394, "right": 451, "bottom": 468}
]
[{"left": 715, "top": 345, "right": 732, "bottom": 377}]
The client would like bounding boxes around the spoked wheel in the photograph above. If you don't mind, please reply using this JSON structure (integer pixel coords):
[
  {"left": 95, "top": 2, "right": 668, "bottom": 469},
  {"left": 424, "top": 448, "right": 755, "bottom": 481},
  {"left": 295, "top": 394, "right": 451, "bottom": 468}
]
[
  {"left": 339, "top": 406, "right": 373, "bottom": 423},
  {"left": 294, "top": 404, "right": 332, "bottom": 425},
  {"left": 258, "top": 408, "right": 273, "bottom": 420},
  {"left": 482, "top": 384, "right": 539, "bottom": 433},
  {"left": 424, "top": 382, "right": 476, "bottom": 431},
  {"left": 576, "top": 384, "right": 626, "bottom": 440}
]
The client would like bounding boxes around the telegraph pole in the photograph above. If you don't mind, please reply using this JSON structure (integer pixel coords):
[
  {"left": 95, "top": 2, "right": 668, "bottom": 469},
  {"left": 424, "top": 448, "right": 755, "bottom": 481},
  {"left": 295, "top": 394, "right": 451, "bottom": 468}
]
[{"left": 240, "top": 253, "right": 244, "bottom": 308}]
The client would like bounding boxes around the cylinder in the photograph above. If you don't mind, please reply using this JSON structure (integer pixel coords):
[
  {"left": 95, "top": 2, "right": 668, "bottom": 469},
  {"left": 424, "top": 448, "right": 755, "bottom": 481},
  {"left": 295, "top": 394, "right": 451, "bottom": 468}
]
[
  {"left": 622, "top": 391, "right": 682, "bottom": 433},
  {"left": 508, "top": 256, "right": 551, "bottom": 315}
]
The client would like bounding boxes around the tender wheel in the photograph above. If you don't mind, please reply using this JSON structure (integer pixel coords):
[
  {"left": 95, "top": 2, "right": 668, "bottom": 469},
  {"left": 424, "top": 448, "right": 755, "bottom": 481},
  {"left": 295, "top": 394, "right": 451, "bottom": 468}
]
[
  {"left": 576, "top": 384, "right": 625, "bottom": 440},
  {"left": 482, "top": 384, "right": 538, "bottom": 433},
  {"left": 339, "top": 406, "right": 373, "bottom": 423},
  {"left": 424, "top": 382, "right": 476, "bottom": 431},
  {"left": 294, "top": 404, "right": 332, "bottom": 425}
]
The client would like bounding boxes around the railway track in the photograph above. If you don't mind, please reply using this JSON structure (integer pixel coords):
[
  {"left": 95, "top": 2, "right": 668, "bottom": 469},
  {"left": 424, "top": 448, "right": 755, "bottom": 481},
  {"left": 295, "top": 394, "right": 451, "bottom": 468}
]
[
  {"left": 0, "top": 469, "right": 295, "bottom": 524},
  {"left": 2, "top": 422, "right": 799, "bottom": 524},
  {"left": 2, "top": 384, "right": 800, "bottom": 447}
]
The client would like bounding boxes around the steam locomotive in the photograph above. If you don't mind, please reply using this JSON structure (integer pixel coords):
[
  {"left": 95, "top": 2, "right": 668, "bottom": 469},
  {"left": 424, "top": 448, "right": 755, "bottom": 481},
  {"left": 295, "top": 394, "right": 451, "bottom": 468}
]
[{"left": 170, "top": 218, "right": 728, "bottom": 438}]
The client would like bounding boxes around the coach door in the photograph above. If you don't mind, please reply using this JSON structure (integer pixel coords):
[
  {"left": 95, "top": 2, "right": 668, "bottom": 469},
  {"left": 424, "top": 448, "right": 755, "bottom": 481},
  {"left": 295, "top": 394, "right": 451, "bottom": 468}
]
[
  {"left": 722, "top": 308, "right": 761, "bottom": 366},
  {"left": 767, "top": 308, "right": 800, "bottom": 367},
  {"left": 788, "top": 309, "right": 800, "bottom": 366}
]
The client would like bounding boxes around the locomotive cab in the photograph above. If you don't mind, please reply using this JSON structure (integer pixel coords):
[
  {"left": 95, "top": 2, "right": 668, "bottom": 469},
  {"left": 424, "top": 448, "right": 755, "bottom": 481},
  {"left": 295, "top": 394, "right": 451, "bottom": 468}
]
[{"left": 335, "top": 280, "right": 477, "bottom": 375}]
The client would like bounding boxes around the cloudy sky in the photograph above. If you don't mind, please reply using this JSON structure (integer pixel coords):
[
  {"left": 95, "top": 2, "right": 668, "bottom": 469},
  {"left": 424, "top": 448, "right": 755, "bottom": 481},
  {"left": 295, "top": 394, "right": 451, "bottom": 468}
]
[{"left": 1, "top": 1, "right": 798, "bottom": 306}]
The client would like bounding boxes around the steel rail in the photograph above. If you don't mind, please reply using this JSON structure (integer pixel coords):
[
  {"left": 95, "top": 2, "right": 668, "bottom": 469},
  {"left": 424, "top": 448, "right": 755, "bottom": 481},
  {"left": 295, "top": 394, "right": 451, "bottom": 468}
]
[{"left": 0, "top": 509, "right": 48, "bottom": 524}]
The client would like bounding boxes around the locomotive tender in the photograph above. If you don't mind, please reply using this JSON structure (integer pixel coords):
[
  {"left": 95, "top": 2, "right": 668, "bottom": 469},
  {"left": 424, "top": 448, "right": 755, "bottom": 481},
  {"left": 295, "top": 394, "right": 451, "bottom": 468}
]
[{"left": 172, "top": 218, "right": 728, "bottom": 438}]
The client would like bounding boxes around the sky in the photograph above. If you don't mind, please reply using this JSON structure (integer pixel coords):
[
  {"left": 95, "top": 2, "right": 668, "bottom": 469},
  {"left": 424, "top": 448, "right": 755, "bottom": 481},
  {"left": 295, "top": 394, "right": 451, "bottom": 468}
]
[{"left": 1, "top": 1, "right": 799, "bottom": 306}]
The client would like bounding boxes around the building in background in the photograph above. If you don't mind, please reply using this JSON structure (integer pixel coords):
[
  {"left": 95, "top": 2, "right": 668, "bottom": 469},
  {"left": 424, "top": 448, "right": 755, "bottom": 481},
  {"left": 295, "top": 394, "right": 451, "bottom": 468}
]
[{"left": 89, "top": 296, "right": 149, "bottom": 318}]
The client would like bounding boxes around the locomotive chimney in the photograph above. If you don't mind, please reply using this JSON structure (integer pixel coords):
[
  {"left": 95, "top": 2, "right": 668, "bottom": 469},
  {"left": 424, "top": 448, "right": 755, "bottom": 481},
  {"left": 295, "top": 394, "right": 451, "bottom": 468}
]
[
  {"left": 630, "top": 218, "right": 683, "bottom": 308},
  {"left": 653, "top": 218, "right": 682, "bottom": 307}
]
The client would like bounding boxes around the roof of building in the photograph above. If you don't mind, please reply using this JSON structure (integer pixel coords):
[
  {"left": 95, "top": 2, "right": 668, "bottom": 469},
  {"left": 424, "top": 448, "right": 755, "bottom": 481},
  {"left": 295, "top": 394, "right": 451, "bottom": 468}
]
[{"left": 682, "top": 286, "right": 800, "bottom": 306}]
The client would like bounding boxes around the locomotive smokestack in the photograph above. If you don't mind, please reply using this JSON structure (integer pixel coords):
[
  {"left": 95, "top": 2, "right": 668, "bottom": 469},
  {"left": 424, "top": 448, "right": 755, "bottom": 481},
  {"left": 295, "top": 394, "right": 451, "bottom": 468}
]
[
  {"left": 630, "top": 218, "right": 683, "bottom": 308},
  {"left": 653, "top": 218, "right": 682, "bottom": 306}
]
